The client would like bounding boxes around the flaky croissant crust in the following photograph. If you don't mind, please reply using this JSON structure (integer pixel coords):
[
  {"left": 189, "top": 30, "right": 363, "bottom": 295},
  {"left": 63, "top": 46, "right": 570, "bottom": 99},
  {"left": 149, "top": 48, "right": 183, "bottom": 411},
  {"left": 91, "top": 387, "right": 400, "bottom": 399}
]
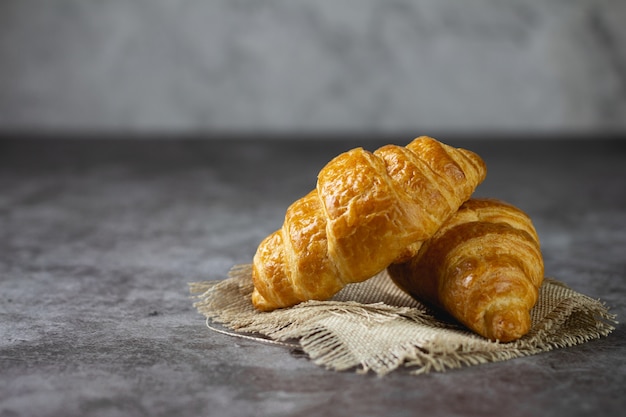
[
  {"left": 252, "top": 136, "right": 487, "bottom": 311},
  {"left": 388, "top": 198, "right": 544, "bottom": 342}
]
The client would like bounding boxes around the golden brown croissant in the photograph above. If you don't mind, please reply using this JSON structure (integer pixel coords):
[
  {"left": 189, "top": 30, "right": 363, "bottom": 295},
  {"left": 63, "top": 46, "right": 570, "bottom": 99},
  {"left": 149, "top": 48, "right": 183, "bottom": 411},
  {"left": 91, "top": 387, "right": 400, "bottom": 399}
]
[
  {"left": 251, "top": 136, "right": 487, "bottom": 311},
  {"left": 387, "top": 198, "right": 544, "bottom": 342}
]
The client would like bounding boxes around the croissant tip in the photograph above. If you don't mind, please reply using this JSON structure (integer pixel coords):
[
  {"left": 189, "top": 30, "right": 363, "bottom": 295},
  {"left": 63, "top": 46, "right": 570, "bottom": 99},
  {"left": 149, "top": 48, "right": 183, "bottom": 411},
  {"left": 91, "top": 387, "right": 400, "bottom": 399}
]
[
  {"left": 251, "top": 289, "right": 274, "bottom": 312},
  {"left": 485, "top": 308, "right": 530, "bottom": 342}
]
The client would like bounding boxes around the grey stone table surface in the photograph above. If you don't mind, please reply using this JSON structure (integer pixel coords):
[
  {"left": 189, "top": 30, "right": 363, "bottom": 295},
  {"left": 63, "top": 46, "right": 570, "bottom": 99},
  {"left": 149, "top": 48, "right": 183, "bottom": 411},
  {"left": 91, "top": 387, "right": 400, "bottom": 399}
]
[{"left": 0, "top": 136, "right": 625, "bottom": 417}]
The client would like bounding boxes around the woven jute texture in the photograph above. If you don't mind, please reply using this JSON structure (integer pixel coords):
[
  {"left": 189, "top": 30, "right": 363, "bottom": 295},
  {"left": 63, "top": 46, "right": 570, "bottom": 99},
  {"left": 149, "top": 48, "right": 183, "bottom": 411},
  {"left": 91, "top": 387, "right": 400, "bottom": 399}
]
[{"left": 190, "top": 264, "right": 616, "bottom": 376}]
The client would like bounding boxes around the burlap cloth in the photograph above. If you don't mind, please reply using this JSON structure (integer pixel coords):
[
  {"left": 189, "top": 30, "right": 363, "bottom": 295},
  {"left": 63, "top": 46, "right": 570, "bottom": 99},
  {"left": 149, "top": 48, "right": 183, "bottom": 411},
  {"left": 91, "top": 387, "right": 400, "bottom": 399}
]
[{"left": 190, "top": 264, "right": 616, "bottom": 376}]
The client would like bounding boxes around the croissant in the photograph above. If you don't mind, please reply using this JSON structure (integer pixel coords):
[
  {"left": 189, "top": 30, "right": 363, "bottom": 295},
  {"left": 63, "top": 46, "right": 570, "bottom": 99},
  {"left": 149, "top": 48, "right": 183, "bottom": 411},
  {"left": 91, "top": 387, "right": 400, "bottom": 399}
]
[
  {"left": 251, "top": 136, "right": 487, "bottom": 311},
  {"left": 387, "top": 198, "right": 544, "bottom": 342}
]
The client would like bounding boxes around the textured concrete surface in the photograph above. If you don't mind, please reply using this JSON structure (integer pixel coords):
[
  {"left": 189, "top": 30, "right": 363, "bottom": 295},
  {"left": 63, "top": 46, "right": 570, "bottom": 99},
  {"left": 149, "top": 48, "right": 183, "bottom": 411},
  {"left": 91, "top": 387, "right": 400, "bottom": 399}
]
[
  {"left": 1, "top": 0, "right": 626, "bottom": 132},
  {"left": 0, "top": 137, "right": 625, "bottom": 417}
]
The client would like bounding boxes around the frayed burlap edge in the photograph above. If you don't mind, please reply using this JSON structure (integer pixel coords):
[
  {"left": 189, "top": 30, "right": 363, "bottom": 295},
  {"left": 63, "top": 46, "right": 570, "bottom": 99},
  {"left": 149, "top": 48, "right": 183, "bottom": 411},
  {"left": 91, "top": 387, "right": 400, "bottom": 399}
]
[{"left": 189, "top": 264, "right": 616, "bottom": 376}]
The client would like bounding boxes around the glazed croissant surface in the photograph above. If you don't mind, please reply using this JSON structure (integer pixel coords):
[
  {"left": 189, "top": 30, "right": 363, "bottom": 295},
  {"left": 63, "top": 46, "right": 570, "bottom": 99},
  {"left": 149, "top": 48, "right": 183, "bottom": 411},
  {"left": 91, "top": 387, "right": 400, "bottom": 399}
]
[
  {"left": 252, "top": 136, "right": 487, "bottom": 311},
  {"left": 387, "top": 198, "right": 544, "bottom": 342}
]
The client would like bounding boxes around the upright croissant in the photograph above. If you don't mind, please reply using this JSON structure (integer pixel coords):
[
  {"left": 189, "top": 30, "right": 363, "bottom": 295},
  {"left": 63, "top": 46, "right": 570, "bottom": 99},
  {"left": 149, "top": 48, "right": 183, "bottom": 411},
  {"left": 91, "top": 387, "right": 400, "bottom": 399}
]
[
  {"left": 252, "top": 136, "right": 487, "bottom": 311},
  {"left": 387, "top": 198, "right": 544, "bottom": 342}
]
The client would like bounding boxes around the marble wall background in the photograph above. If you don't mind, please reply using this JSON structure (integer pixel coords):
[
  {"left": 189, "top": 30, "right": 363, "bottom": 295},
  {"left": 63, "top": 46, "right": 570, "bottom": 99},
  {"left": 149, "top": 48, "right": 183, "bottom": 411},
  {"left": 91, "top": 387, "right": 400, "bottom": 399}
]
[{"left": 1, "top": 0, "right": 625, "bottom": 136}]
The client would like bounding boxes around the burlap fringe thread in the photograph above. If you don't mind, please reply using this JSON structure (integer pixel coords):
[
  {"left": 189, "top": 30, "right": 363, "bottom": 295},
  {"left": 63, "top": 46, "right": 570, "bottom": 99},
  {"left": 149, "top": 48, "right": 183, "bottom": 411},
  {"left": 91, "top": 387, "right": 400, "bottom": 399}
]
[{"left": 190, "top": 264, "right": 616, "bottom": 376}]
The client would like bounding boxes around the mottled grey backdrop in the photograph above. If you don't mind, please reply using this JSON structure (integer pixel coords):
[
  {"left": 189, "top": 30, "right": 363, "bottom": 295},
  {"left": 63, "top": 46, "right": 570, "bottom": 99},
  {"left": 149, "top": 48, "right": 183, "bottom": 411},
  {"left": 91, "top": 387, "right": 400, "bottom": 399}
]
[{"left": 1, "top": 0, "right": 625, "bottom": 135}]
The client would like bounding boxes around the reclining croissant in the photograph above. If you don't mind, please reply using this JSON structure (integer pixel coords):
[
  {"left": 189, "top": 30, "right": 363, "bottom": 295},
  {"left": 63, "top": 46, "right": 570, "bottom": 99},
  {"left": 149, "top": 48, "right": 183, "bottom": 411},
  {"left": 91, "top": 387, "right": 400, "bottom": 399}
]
[{"left": 251, "top": 136, "right": 487, "bottom": 311}]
